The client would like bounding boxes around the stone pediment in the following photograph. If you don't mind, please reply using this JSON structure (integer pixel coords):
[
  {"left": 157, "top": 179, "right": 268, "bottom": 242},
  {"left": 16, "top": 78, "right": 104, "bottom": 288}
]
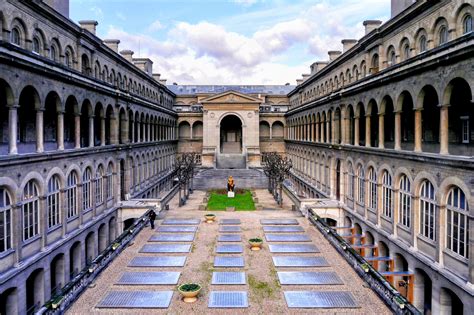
[{"left": 200, "top": 91, "right": 262, "bottom": 104}]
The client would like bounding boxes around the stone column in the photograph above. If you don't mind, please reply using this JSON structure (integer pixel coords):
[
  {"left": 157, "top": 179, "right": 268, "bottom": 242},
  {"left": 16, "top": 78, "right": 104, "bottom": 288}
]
[
  {"left": 378, "top": 113, "right": 385, "bottom": 149},
  {"left": 439, "top": 104, "right": 449, "bottom": 155},
  {"left": 137, "top": 122, "right": 141, "bottom": 142},
  {"left": 394, "top": 111, "right": 401, "bottom": 150},
  {"left": 122, "top": 117, "right": 129, "bottom": 144},
  {"left": 74, "top": 114, "right": 80, "bottom": 149},
  {"left": 148, "top": 122, "right": 151, "bottom": 142},
  {"left": 354, "top": 115, "right": 359, "bottom": 146},
  {"left": 321, "top": 121, "right": 325, "bottom": 142},
  {"left": 100, "top": 116, "right": 105, "bottom": 146},
  {"left": 36, "top": 108, "right": 44, "bottom": 153},
  {"left": 414, "top": 108, "right": 422, "bottom": 152},
  {"left": 57, "top": 111, "right": 64, "bottom": 150},
  {"left": 110, "top": 116, "right": 118, "bottom": 145},
  {"left": 130, "top": 118, "right": 135, "bottom": 143},
  {"left": 332, "top": 116, "right": 337, "bottom": 144},
  {"left": 326, "top": 119, "right": 331, "bottom": 143},
  {"left": 341, "top": 107, "right": 347, "bottom": 145},
  {"left": 88, "top": 115, "right": 94, "bottom": 147},
  {"left": 11, "top": 204, "right": 22, "bottom": 264},
  {"left": 315, "top": 122, "right": 320, "bottom": 142},
  {"left": 8, "top": 105, "right": 18, "bottom": 155},
  {"left": 40, "top": 196, "right": 47, "bottom": 250},
  {"left": 365, "top": 114, "right": 371, "bottom": 148}
]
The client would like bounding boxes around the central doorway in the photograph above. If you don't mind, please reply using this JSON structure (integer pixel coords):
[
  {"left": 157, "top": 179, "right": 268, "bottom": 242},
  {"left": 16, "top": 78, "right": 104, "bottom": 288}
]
[{"left": 220, "top": 115, "right": 242, "bottom": 154}]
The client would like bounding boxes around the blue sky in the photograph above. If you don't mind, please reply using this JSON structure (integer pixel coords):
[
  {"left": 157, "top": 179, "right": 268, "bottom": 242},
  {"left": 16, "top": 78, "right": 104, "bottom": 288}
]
[{"left": 70, "top": 0, "right": 390, "bottom": 85}]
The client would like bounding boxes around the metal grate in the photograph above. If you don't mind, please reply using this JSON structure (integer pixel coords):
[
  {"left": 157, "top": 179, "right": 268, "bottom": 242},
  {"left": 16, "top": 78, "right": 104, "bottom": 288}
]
[
  {"left": 219, "top": 226, "right": 242, "bottom": 233},
  {"left": 272, "top": 256, "right": 329, "bottom": 267},
  {"left": 263, "top": 226, "right": 305, "bottom": 233},
  {"left": 162, "top": 219, "right": 200, "bottom": 225},
  {"left": 214, "top": 256, "right": 245, "bottom": 267},
  {"left": 128, "top": 256, "right": 187, "bottom": 267},
  {"left": 260, "top": 219, "right": 299, "bottom": 225},
  {"left": 149, "top": 234, "right": 195, "bottom": 242},
  {"left": 268, "top": 244, "right": 319, "bottom": 253},
  {"left": 140, "top": 244, "right": 191, "bottom": 253},
  {"left": 157, "top": 226, "right": 197, "bottom": 233},
  {"left": 208, "top": 291, "right": 248, "bottom": 308},
  {"left": 216, "top": 244, "right": 243, "bottom": 253},
  {"left": 211, "top": 272, "right": 246, "bottom": 285},
  {"left": 284, "top": 291, "right": 359, "bottom": 308},
  {"left": 117, "top": 272, "right": 181, "bottom": 285},
  {"left": 218, "top": 234, "right": 242, "bottom": 242},
  {"left": 265, "top": 234, "right": 311, "bottom": 242},
  {"left": 277, "top": 272, "right": 343, "bottom": 285},
  {"left": 97, "top": 291, "right": 173, "bottom": 308},
  {"left": 219, "top": 219, "right": 241, "bottom": 225}
]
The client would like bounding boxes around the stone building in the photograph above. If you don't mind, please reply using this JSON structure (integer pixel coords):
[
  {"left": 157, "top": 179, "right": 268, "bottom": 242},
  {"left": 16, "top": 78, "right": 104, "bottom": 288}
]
[
  {"left": 0, "top": 0, "right": 177, "bottom": 314},
  {"left": 285, "top": 0, "right": 473, "bottom": 313}
]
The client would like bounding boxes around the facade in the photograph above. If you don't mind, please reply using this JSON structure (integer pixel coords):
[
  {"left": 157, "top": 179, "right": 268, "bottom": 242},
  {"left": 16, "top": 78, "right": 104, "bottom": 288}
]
[
  {"left": 286, "top": 0, "right": 473, "bottom": 313},
  {"left": 0, "top": 1, "right": 177, "bottom": 314}
]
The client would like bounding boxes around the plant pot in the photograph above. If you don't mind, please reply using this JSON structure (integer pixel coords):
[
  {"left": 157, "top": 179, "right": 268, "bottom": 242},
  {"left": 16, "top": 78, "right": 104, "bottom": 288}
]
[
  {"left": 178, "top": 283, "right": 202, "bottom": 303},
  {"left": 204, "top": 214, "right": 216, "bottom": 223},
  {"left": 249, "top": 238, "right": 263, "bottom": 251}
]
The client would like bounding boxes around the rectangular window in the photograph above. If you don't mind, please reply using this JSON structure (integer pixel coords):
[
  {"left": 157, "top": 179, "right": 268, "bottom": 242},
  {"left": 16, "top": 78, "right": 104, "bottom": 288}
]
[{"left": 461, "top": 117, "right": 469, "bottom": 143}]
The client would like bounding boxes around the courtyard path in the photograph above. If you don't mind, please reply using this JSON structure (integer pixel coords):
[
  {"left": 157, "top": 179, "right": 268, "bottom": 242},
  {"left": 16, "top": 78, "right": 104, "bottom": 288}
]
[{"left": 67, "top": 189, "right": 390, "bottom": 314}]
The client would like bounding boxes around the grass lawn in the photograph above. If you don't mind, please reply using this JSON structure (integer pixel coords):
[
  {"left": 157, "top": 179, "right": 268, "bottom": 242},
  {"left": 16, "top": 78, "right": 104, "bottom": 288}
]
[{"left": 207, "top": 190, "right": 256, "bottom": 211}]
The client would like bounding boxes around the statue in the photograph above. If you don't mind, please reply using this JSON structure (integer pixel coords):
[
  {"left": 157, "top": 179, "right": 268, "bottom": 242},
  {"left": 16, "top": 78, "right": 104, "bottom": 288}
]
[{"left": 227, "top": 176, "right": 235, "bottom": 198}]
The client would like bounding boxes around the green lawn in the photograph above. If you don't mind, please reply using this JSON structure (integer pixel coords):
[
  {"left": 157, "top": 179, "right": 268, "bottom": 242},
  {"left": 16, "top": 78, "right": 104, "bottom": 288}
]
[{"left": 207, "top": 190, "right": 256, "bottom": 211}]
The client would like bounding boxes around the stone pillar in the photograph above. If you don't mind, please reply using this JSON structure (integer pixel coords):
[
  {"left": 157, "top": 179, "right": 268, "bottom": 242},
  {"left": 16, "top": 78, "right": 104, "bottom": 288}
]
[
  {"left": 315, "top": 122, "right": 320, "bottom": 142},
  {"left": 122, "top": 117, "right": 129, "bottom": 144},
  {"left": 8, "top": 105, "right": 18, "bottom": 155},
  {"left": 110, "top": 116, "right": 118, "bottom": 145},
  {"left": 74, "top": 114, "right": 80, "bottom": 149},
  {"left": 341, "top": 107, "right": 347, "bottom": 145},
  {"left": 365, "top": 114, "right": 371, "bottom": 148},
  {"left": 11, "top": 204, "right": 22, "bottom": 264},
  {"left": 40, "top": 196, "right": 47, "bottom": 250},
  {"left": 136, "top": 121, "right": 141, "bottom": 142},
  {"left": 100, "top": 117, "right": 105, "bottom": 146},
  {"left": 36, "top": 109, "right": 44, "bottom": 153},
  {"left": 414, "top": 108, "right": 422, "bottom": 152},
  {"left": 332, "top": 116, "right": 337, "bottom": 144},
  {"left": 354, "top": 116, "right": 359, "bottom": 146},
  {"left": 57, "top": 111, "right": 64, "bottom": 150},
  {"left": 394, "top": 111, "right": 401, "bottom": 150},
  {"left": 439, "top": 104, "right": 449, "bottom": 155},
  {"left": 326, "top": 119, "right": 331, "bottom": 143},
  {"left": 321, "top": 121, "right": 325, "bottom": 142},
  {"left": 88, "top": 116, "right": 94, "bottom": 147},
  {"left": 378, "top": 113, "right": 385, "bottom": 149}
]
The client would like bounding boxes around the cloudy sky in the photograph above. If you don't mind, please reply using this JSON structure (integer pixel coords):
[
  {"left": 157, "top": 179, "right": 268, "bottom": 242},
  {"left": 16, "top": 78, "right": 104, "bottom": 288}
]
[{"left": 70, "top": 0, "right": 390, "bottom": 85}]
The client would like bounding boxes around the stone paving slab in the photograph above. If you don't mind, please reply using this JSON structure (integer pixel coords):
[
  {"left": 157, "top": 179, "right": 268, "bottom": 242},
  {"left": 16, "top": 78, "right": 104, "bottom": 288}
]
[
  {"left": 262, "top": 226, "right": 305, "bottom": 233},
  {"left": 284, "top": 291, "right": 359, "bottom": 308},
  {"left": 117, "top": 272, "right": 181, "bottom": 285},
  {"left": 218, "top": 234, "right": 242, "bottom": 242},
  {"left": 216, "top": 244, "right": 244, "bottom": 253},
  {"left": 219, "top": 226, "right": 242, "bottom": 233},
  {"left": 211, "top": 272, "right": 246, "bottom": 285},
  {"left": 148, "top": 234, "right": 195, "bottom": 242},
  {"left": 128, "top": 256, "right": 187, "bottom": 267},
  {"left": 272, "top": 256, "right": 329, "bottom": 267},
  {"left": 277, "top": 272, "right": 343, "bottom": 285},
  {"left": 208, "top": 291, "right": 249, "bottom": 308},
  {"left": 214, "top": 256, "right": 245, "bottom": 267},
  {"left": 140, "top": 244, "right": 191, "bottom": 253},
  {"left": 96, "top": 291, "right": 173, "bottom": 308},
  {"left": 260, "top": 219, "right": 299, "bottom": 225},
  {"left": 156, "top": 226, "right": 198, "bottom": 233},
  {"left": 162, "top": 219, "right": 200, "bottom": 225},
  {"left": 265, "top": 234, "right": 311, "bottom": 242},
  {"left": 268, "top": 244, "right": 319, "bottom": 253},
  {"left": 219, "top": 219, "right": 241, "bottom": 225}
]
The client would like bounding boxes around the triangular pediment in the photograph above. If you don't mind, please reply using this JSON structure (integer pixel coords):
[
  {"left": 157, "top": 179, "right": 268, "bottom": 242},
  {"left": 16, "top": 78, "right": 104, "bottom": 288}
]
[{"left": 200, "top": 91, "right": 262, "bottom": 104}]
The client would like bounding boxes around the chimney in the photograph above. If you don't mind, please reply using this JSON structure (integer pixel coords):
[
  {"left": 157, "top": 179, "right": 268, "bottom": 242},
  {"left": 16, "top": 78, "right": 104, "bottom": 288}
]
[
  {"left": 43, "top": 0, "right": 70, "bottom": 18},
  {"left": 310, "top": 61, "right": 329, "bottom": 74},
  {"left": 153, "top": 73, "right": 161, "bottom": 81},
  {"left": 341, "top": 39, "right": 357, "bottom": 52},
  {"left": 159, "top": 79, "right": 167, "bottom": 85},
  {"left": 78, "top": 20, "right": 98, "bottom": 35},
  {"left": 391, "top": 0, "right": 416, "bottom": 18},
  {"left": 302, "top": 74, "right": 310, "bottom": 82},
  {"left": 296, "top": 79, "right": 303, "bottom": 85},
  {"left": 120, "top": 50, "right": 134, "bottom": 62},
  {"left": 133, "top": 58, "right": 153, "bottom": 76},
  {"left": 103, "top": 39, "right": 120, "bottom": 53},
  {"left": 328, "top": 51, "right": 342, "bottom": 61},
  {"left": 363, "top": 20, "right": 382, "bottom": 35}
]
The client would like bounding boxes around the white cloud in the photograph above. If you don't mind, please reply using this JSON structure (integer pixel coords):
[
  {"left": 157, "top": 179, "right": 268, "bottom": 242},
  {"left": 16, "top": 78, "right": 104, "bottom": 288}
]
[
  {"left": 148, "top": 20, "right": 164, "bottom": 32},
  {"left": 233, "top": 0, "right": 260, "bottom": 6},
  {"left": 90, "top": 6, "right": 103, "bottom": 19}
]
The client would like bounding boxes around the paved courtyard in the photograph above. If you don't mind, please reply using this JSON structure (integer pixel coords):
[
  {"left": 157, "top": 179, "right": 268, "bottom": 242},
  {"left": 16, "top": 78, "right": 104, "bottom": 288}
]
[{"left": 67, "top": 190, "right": 390, "bottom": 314}]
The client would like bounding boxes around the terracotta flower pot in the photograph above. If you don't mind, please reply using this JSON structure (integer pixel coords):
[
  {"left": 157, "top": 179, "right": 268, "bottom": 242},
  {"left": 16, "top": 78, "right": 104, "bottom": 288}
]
[
  {"left": 249, "top": 238, "right": 263, "bottom": 251},
  {"left": 204, "top": 214, "right": 216, "bottom": 223},
  {"left": 178, "top": 283, "right": 202, "bottom": 303}
]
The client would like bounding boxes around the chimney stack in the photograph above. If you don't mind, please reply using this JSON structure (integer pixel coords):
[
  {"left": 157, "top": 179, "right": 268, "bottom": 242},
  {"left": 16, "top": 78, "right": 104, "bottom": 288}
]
[
  {"left": 302, "top": 74, "right": 310, "bottom": 82},
  {"left": 159, "top": 79, "right": 167, "bottom": 85},
  {"left": 103, "top": 39, "right": 120, "bottom": 53},
  {"left": 363, "top": 20, "right": 382, "bottom": 35},
  {"left": 120, "top": 50, "right": 134, "bottom": 62},
  {"left": 328, "top": 51, "right": 342, "bottom": 61},
  {"left": 296, "top": 79, "right": 303, "bottom": 85},
  {"left": 153, "top": 73, "right": 161, "bottom": 81},
  {"left": 78, "top": 20, "right": 98, "bottom": 35},
  {"left": 341, "top": 39, "right": 357, "bottom": 53}
]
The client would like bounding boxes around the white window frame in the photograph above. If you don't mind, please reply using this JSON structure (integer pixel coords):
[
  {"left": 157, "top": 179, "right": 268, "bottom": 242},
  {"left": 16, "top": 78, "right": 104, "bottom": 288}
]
[
  {"left": 0, "top": 188, "right": 12, "bottom": 253},
  {"left": 47, "top": 176, "right": 61, "bottom": 229},
  {"left": 22, "top": 181, "right": 40, "bottom": 241},
  {"left": 382, "top": 171, "right": 393, "bottom": 218},
  {"left": 106, "top": 164, "right": 113, "bottom": 200},
  {"left": 368, "top": 167, "right": 377, "bottom": 211},
  {"left": 399, "top": 175, "right": 412, "bottom": 227},
  {"left": 66, "top": 172, "right": 78, "bottom": 219},
  {"left": 446, "top": 187, "right": 469, "bottom": 258},
  {"left": 460, "top": 116, "right": 469, "bottom": 144},
  {"left": 419, "top": 180, "right": 436, "bottom": 241},
  {"left": 83, "top": 169, "right": 93, "bottom": 212},
  {"left": 357, "top": 165, "right": 365, "bottom": 204}
]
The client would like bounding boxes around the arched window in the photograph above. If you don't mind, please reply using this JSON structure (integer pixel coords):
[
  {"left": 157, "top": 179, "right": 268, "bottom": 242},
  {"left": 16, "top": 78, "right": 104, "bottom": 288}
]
[
  {"left": 106, "top": 163, "right": 113, "bottom": 200},
  {"left": 0, "top": 188, "right": 12, "bottom": 253},
  {"left": 419, "top": 180, "right": 436, "bottom": 241},
  {"left": 47, "top": 175, "right": 61, "bottom": 229},
  {"left": 439, "top": 26, "right": 448, "bottom": 45},
  {"left": 22, "top": 180, "right": 40, "bottom": 241},
  {"left": 382, "top": 171, "right": 393, "bottom": 218},
  {"left": 419, "top": 35, "right": 427, "bottom": 52},
  {"left": 368, "top": 167, "right": 377, "bottom": 210},
  {"left": 463, "top": 15, "right": 473, "bottom": 34},
  {"left": 347, "top": 162, "right": 355, "bottom": 199},
  {"left": 389, "top": 51, "right": 396, "bottom": 66},
  {"left": 399, "top": 175, "right": 412, "bottom": 227},
  {"left": 403, "top": 44, "right": 410, "bottom": 60},
  {"left": 65, "top": 51, "right": 72, "bottom": 68},
  {"left": 82, "top": 168, "right": 92, "bottom": 211},
  {"left": 357, "top": 165, "right": 365, "bottom": 204},
  {"left": 11, "top": 28, "right": 21, "bottom": 46},
  {"left": 50, "top": 45, "right": 57, "bottom": 61},
  {"left": 446, "top": 187, "right": 469, "bottom": 258},
  {"left": 66, "top": 171, "right": 78, "bottom": 218},
  {"left": 32, "top": 37, "right": 41, "bottom": 54},
  {"left": 95, "top": 165, "right": 104, "bottom": 206}
]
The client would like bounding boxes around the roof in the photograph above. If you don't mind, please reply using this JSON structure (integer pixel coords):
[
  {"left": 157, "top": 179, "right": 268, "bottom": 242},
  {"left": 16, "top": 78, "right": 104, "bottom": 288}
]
[{"left": 167, "top": 85, "right": 295, "bottom": 95}]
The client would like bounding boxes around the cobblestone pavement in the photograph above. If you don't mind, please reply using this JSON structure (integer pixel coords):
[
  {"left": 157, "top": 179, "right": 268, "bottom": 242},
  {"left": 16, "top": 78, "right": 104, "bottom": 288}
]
[{"left": 67, "top": 189, "right": 390, "bottom": 314}]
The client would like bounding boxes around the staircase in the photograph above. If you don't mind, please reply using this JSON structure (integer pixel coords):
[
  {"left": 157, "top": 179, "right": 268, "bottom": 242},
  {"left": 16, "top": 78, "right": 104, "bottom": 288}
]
[
  {"left": 216, "top": 154, "right": 246, "bottom": 169},
  {"left": 193, "top": 168, "right": 268, "bottom": 190}
]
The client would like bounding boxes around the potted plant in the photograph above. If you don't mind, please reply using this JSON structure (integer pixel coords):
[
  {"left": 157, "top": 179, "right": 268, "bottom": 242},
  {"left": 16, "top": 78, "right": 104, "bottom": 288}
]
[
  {"left": 178, "top": 283, "right": 202, "bottom": 303},
  {"left": 204, "top": 213, "right": 216, "bottom": 223},
  {"left": 249, "top": 238, "right": 263, "bottom": 251}
]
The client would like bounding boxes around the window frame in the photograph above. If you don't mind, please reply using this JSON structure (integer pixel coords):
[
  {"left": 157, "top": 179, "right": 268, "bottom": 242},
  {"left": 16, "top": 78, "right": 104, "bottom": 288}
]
[
  {"left": 47, "top": 175, "right": 61, "bottom": 229},
  {"left": 419, "top": 180, "right": 436, "bottom": 241},
  {"left": 382, "top": 171, "right": 393, "bottom": 219},
  {"left": 22, "top": 181, "right": 40, "bottom": 241},
  {"left": 66, "top": 171, "right": 78, "bottom": 219},
  {"left": 446, "top": 187, "right": 469, "bottom": 258},
  {"left": 398, "top": 175, "right": 412, "bottom": 228},
  {"left": 0, "top": 188, "right": 12, "bottom": 253}
]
